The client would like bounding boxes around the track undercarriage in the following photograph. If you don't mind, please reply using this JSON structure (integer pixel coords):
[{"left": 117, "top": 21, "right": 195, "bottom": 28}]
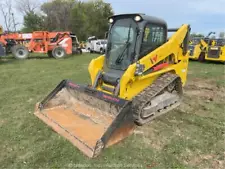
[{"left": 133, "top": 73, "right": 183, "bottom": 125}]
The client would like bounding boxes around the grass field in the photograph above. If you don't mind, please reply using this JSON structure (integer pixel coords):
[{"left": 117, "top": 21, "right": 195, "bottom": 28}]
[{"left": 0, "top": 54, "right": 224, "bottom": 169}]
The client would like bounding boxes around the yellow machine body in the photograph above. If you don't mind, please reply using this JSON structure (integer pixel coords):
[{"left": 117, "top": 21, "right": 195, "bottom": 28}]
[
  {"left": 34, "top": 14, "right": 191, "bottom": 158},
  {"left": 205, "top": 41, "right": 225, "bottom": 63},
  {"left": 89, "top": 24, "right": 190, "bottom": 100},
  {"left": 189, "top": 36, "right": 225, "bottom": 63}
]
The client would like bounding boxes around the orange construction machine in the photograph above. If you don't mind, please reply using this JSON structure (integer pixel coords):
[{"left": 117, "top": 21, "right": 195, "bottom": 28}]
[
  {"left": 0, "top": 32, "right": 32, "bottom": 56},
  {"left": 11, "top": 31, "right": 82, "bottom": 59},
  {"left": 0, "top": 31, "right": 82, "bottom": 59}
]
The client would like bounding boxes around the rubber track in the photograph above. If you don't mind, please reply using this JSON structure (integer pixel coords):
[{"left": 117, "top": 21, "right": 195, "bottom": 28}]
[{"left": 132, "top": 72, "right": 182, "bottom": 125}]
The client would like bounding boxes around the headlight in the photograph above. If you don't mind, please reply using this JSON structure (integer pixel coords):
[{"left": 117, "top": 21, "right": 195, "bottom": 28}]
[
  {"left": 109, "top": 18, "right": 114, "bottom": 23},
  {"left": 134, "top": 15, "right": 142, "bottom": 22}
]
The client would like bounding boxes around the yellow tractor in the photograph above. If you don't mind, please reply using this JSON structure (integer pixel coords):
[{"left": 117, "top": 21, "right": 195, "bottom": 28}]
[
  {"left": 189, "top": 37, "right": 208, "bottom": 61},
  {"left": 188, "top": 32, "right": 215, "bottom": 61},
  {"left": 205, "top": 38, "right": 225, "bottom": 63},
  {"left": 189, "top": 32, "right": 225, "bottom": 63},
  {"left": 34, "top": 14, "right": 191, "bottom": 158}
]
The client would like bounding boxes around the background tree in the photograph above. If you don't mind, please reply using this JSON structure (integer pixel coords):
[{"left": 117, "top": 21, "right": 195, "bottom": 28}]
[
  {"left": 1, "top": 0, "right": 113, "bottom": 40},
  {"left": 87, "top": 0, "right": 113, "bottom": 38},
  {"left": 15, "top": 0, "right": 40, "bottom": 15},
  {"left": 190, "top": 33, "right": 205, "bottom": 39},
  {"left": 41, "top": 0, "right": 75, "bottom": 31},
  {"left": 0, "top": 0, "right": 20, "bottom": 32},
  {"left": 70, "top": 1, "right": 89, "bottom": 40},
  {"left": 70, "top": 0, "right": 114, "bottom": 40},
  {"left": 22, "top": 11, "right": 44, "bottom": 32},
  {"left": 15, "top": 0, "right": 44, "bottom": 32},
  {"left": 39, "top": 0, "right": 114, "bottom": 40}
]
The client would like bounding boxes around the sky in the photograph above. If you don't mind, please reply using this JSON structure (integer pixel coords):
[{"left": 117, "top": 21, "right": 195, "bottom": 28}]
[
  {"left": 104, "top": 0, "right": 225, "bottom": 36},
  {"left": 0, "top": 0, "right": 224, "bottom": 36}
]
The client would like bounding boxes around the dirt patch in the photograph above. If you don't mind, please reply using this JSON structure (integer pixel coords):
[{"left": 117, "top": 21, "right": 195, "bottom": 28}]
[
  {"left": 0, "top": 120, "right": 6, "bottom": 127},
  {"left": 185, "top": 153, "right": 225, "bottom": 169},
  {"left": 188, "top": 154, "right": 214, "bottom": 166},
  {"left": 184, "top": 78, "right": 224, "bottom": 102}
]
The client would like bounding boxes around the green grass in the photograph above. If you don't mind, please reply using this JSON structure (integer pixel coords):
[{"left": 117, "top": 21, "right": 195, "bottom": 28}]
[
  {"left": 188, "top": 61, "right": 225, "bottom": 87},
  {"left": 0, "top": 55, "right": 224, "bottom": 169}
]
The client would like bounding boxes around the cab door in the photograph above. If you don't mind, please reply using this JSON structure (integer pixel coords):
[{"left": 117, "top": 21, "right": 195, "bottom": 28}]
[{"left": 139, "top": 23, "right": 167, "bottom": 59}]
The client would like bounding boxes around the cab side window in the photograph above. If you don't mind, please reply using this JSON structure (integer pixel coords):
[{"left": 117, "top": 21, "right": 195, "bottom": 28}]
[{"left": 140, "top": 24, "right": 166, "bottom": 56}]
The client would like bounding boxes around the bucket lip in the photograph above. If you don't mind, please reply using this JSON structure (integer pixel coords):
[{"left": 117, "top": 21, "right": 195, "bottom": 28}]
[{"left": 39, "top": 79, "right": 130, "bottom": 110}]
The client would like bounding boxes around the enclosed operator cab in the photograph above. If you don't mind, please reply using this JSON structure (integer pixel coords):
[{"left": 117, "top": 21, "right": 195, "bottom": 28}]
[{"left": 102, "top": 14, "right": 168, "bottom": 87}]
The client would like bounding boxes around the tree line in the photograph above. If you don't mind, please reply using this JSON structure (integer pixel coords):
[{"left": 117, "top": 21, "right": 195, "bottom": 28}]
[
  {"left": 0, "top": 0, "right": 224, "bottom": 41},
  {"left": 190, "top": 32, "right": 225, "bottom": 39},
  {"left": 0, "top": 0, "right": 114, "bottom": 41}
]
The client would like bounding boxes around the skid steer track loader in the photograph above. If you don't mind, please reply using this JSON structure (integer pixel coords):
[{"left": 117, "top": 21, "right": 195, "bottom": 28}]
[
  {"left": 188, "top": 38, "right": 208, "bottom": 61},
  {"left": 205, "top": 38, "right": 225, "bottom": 63},
  {"left": 188, "top": 32, "right": 215, "bottom": 61},
  {"left": 34, "top": 14, "right": 191, "bottom": 158}
]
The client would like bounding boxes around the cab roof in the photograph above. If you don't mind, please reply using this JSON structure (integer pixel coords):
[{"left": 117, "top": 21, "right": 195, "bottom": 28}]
[{"left": 109, "top": 13, "right": 167, "bottom": 26}]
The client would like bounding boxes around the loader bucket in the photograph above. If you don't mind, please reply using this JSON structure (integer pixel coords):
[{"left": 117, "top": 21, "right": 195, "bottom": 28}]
[{"left": 34, "top": 80, "right": 136, "bottom": 158}]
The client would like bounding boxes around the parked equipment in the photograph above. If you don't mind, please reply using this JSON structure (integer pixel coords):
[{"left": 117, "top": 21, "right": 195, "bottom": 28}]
[
  {"left": 188, "top": 37, "right": 208, "bottom": 61},
  {"left": 11, "top": 31, "right": 82, "bottom": 59},
  {"left": 34, "top": 13, "right": 191, "bottom": 158},
  {"left": 188, "top": 32, "right": 214, "bottom": 61},
  {"left": 0, "top": 34, "right": 29, "bottom": 57},
  {"left": 0, "top": 30, "right": 82, "bottom": 59},
  {"left": 86, "top": 36, "right": 97, "bottom": 51},
  {"left": 188, "top": 32, "right": 225, "bottom": 63},
  {"left": 0, "top": 25, "right": 5, "bottom": 56},
  {"left": 0, "top": 27, "right": 34, "bottom": 56},
  {"left": 204, "top": 38, "right": 225, "bottom": 63},
  {"left": 0, "top": 43, "right": 5, "bottom": 57},
  {"left": 88, "top": 39, "right": 107, "bottom": 54}
]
